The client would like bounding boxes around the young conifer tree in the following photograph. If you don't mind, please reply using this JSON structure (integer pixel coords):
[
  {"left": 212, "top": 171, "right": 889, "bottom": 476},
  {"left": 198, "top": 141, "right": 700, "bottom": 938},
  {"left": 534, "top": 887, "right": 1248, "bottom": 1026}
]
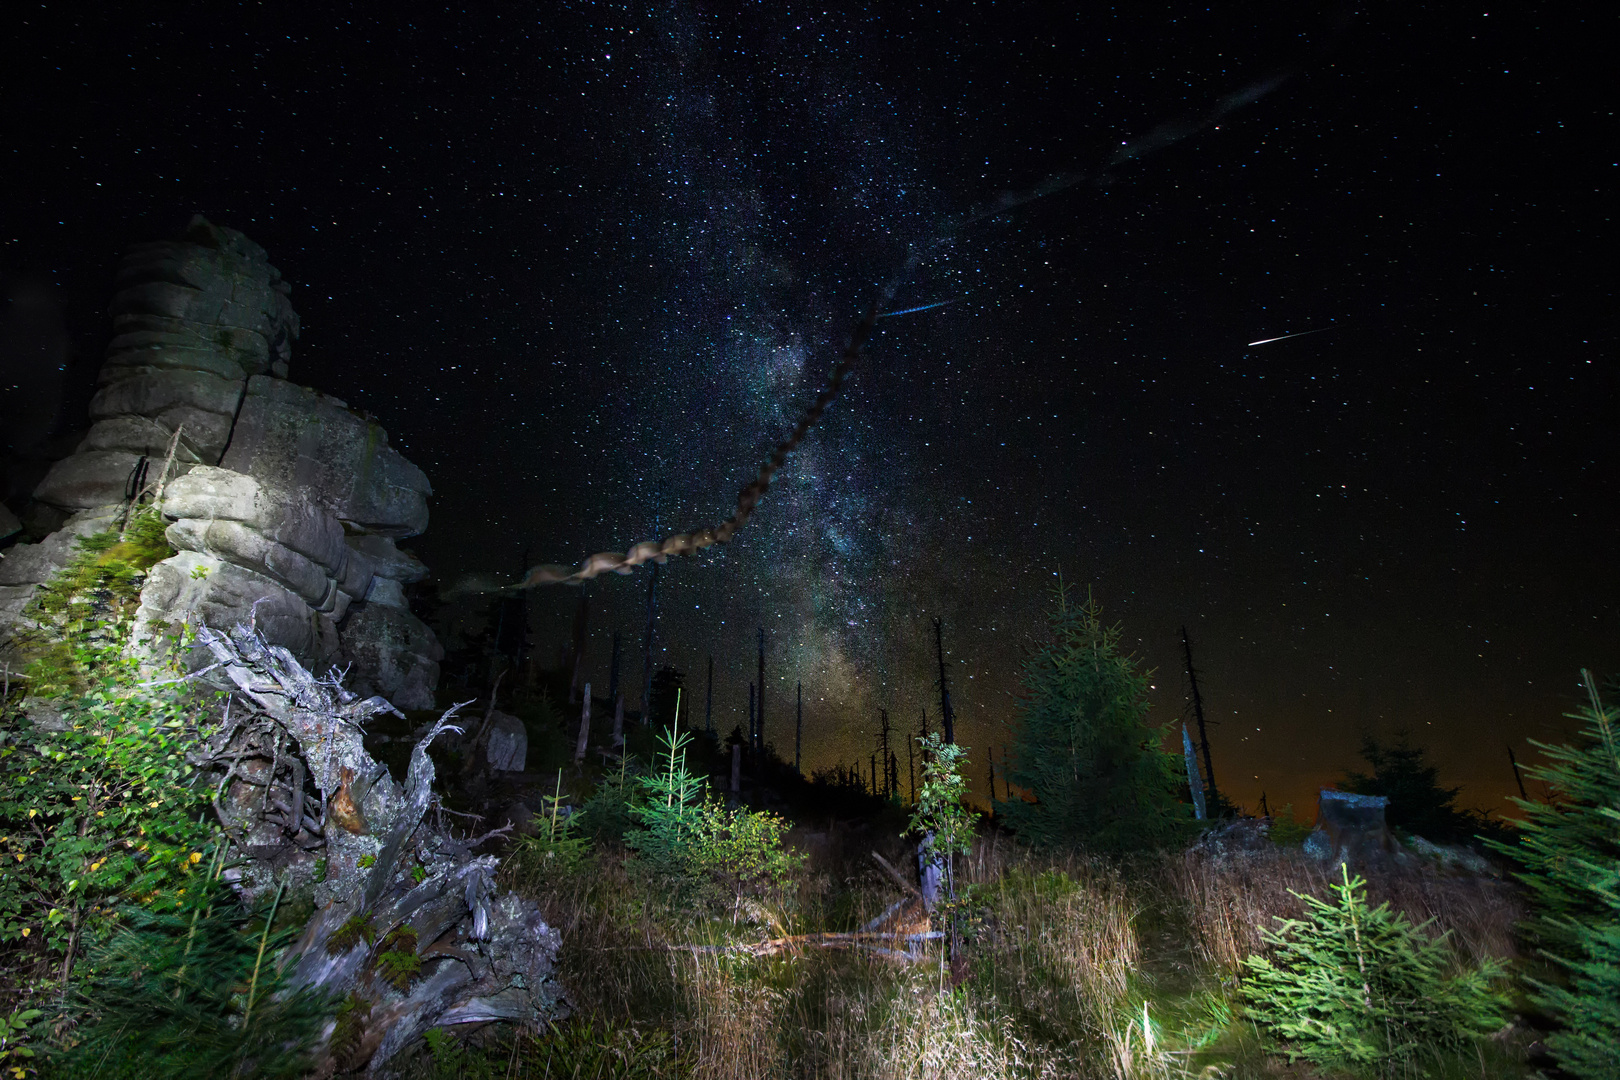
[
  {"left": 1495, "top": 671, "right": 1620, "bottom": 1079},
  {"left": 998, "top": 583, "right": 1185, "bottom": 852}
]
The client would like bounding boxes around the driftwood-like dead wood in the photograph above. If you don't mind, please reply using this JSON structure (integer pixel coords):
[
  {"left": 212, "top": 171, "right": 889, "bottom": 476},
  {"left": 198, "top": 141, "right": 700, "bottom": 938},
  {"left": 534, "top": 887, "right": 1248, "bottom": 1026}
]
[{"left": 192, "top": 625, "right": 567, "bottom": 1075}]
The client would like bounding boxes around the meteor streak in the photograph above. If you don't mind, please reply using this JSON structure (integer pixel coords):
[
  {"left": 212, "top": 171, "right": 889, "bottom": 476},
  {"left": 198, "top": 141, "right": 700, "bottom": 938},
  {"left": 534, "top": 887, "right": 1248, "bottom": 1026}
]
[
  {"left": 876, "top": 298, "right": 960, "bottom": 319},
  {"left": 1247, "top": 326, "right": 1335, "bottom": 347}
]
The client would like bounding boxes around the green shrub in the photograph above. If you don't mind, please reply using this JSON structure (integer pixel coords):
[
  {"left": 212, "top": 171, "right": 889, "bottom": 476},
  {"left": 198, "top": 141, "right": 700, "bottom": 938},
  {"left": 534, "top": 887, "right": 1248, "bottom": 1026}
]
[
  {"left": 1241, "top": 866, "right": 1508, "bottom": 1074},
  {"left": 0, "top": 677, "right": 216, "bottom": 978},
  {"left": 1268, "top": 803, "right": 1313, "bottom": 846},
  {"left": 0, "top": 1007, "right": 42, "bottom": 1079},
  {"left": 624, "top": 716, "right": 801, "bottom": 907},
  {"left": 683, "top": 796, "right": 801, "bottom": 903}
]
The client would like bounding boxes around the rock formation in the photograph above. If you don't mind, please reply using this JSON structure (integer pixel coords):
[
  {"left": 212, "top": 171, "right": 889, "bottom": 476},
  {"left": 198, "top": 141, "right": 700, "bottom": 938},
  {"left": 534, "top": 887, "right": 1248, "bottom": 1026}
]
[{"left": 0, "top": 217, "right": 442, "bottom": 708}]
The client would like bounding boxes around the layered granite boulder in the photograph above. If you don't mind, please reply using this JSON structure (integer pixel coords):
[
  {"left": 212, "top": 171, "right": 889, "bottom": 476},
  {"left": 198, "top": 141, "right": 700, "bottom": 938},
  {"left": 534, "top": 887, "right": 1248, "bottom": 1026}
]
[{"left": 0, "top": 218, "right": 442, "bottom": 708}]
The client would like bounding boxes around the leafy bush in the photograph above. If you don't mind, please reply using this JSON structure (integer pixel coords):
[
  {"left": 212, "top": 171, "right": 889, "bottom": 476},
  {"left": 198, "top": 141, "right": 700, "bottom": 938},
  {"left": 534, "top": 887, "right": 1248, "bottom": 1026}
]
[
  {"left": 0, "top": 514, "right": 216, "bottom": 984},
  {"left": 908, "top": 733, "right": 976, "bottom": 867},
  {"left": 1241, "top": 866, "right": 1507, "bottom": 1074},
  {"left": 0, "top": 676, "right": 216, "bottom": 976},
  {"left": 12, "top": 512, "right": 173, "bottom": 699},
  {"left": 0, "top": 1007, "right": 42, "bottom": 1079},
  {"left": 0, "top": 513, "right": 334, "bottom": 1073},
  {"left": 1495, "top": 671, "right": 1620, "bottom": 1079},
  {"left": 684, "top": 797, "right": 801, "bottom": 903}
]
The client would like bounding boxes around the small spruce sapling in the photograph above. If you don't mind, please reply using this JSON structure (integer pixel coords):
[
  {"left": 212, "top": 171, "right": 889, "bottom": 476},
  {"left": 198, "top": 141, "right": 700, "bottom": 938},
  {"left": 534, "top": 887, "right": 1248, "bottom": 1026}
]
[
  {"left": 1242, "top": 865, "right": 1507, "bottom": 1074},
  {"left": 58, "top": 852, "right": 329, "bottom": 1079},
  {"left": 626, "top": 691, "right": 706, "bottom": 881},
  {"left": 625, "top": 691, "right": 801, "bottom": 906},
  {"left": 1492, "top": 670, "right": 1620, "bottom": 1080}
]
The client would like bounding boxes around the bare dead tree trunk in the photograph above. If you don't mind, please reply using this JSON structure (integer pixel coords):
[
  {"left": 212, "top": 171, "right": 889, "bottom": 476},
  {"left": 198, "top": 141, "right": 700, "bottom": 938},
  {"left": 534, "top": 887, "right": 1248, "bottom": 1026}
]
[
  {"left": 756, "top": 627, "right": 766, "bottom": 752},
  {"left": 639, "top": 563, "right": 659, "bottom": 723},
  {"left": 1182, "top": 626, "right": 1219, "bottom": 810},
  {"left": 575, "top": 683, "right": 592, "bottom": 763}
]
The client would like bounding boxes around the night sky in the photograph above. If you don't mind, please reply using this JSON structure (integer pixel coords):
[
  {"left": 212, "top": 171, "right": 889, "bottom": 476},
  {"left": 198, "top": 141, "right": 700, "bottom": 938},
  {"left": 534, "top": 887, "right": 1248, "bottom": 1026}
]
[{"left": 4, "top": 3, "right": 1613, "bottom": 817}]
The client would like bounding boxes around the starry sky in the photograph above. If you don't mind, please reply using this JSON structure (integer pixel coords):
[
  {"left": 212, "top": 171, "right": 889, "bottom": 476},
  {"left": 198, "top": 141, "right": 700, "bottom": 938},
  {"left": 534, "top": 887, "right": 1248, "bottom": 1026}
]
[{"left": 3, "top": 2, "right": 1613, "bottom": 817}]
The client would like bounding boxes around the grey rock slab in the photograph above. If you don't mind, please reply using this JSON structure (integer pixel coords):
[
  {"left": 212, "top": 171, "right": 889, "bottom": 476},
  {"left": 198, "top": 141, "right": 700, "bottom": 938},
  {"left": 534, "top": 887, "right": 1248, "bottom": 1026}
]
[
  {"left": 335, "top": 543, "right": 377, "bottom": 600},
  {"left": 134, "top": 551, "right": 340, "bottom": 671},
  {"left": 0, "top": 502, "right": 20, "bottom": 541},
  {"left": 31, "top": 450, "right": 144, "bottom": 510},
  {"left": 111, "top": 272, "right": 295, "bottom": 343},
  {"left": 165, "top": 518, "right": 332, "bottom": 607},
  {"left": 89, "top": 368, "right": 244, "bottom": 424},
  {"left": 339, "top": 602, "right": 443, "bottom": 711},
  {"left": 0, "top": 584, "right": 37, "bottom": 651},
  {"left": 108, "top": 314, "right": 276, "bottom": 377},
  {"left": 99, "top": 345, "right": 250, "bottom": 384},
  {"left": 363, "top": 576, "right": 408, "bottom": 608},
  {"left": 221, "top": 376, "right": 431, "bottom": 537},
  {"left": 347, "top": 533, "right": 429, "bottom": 583},
  {"left": 163, "top": 466, "right": 350, "bottom": 573},
  {"left": 76, "top": 417, "right": 213, "bottom": 462}
]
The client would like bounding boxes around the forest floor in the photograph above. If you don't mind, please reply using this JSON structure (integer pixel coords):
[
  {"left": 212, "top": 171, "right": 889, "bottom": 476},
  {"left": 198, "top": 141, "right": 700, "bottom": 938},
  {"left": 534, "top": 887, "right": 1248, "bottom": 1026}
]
[{"left": 385, "top": 809, "right": 1544, "bottom": 1080}]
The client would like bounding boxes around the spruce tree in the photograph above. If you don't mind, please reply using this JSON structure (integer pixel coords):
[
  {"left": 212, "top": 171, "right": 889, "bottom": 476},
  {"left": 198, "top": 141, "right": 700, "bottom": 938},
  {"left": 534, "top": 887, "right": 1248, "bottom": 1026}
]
[
  {"left": 998, "top": 584, "right": 1185, "bottom": 852},
  {"left": 1340, "top": 733, "right": 1481, "bottom": 843},
  {"left": 1495, "top": 671, "right": 1620, "bottom": 1080}
]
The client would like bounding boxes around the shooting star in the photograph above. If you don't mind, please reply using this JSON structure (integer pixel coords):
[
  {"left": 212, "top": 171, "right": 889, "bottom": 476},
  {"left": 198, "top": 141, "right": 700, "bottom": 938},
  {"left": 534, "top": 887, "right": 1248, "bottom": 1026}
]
[
  {"left": 1247, "top": 326, "right": 1335, "bottom": 347},
  {"left": 876, "top": 297, "right": 961, "bottom": 319}
]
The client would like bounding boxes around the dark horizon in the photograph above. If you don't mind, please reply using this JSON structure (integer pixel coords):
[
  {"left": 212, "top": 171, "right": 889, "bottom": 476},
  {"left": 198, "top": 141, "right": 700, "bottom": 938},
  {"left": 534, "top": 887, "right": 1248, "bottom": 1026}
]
[{"left": 3, "top": 3, "right": 1612, "bottom": 822}]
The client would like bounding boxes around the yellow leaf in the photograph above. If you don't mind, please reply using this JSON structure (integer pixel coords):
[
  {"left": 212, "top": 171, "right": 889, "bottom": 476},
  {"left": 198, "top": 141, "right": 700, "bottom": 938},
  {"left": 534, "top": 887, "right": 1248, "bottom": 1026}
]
[{"left": 19, "top": 928, "right": 29, "bottom": 937}]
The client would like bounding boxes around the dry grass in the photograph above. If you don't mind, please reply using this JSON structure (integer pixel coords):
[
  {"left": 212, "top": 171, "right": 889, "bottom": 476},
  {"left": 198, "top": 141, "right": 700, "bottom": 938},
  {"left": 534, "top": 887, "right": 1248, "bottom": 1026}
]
[
  {"left": 1168, "top": 847, "right": 1334, "bottom": 972},
  {"left": 1167, "top": 846, "right": 1524, "bottom": 973},
  {"left": 969, "top": 843, "right": 1141, "bottom": 1027}
]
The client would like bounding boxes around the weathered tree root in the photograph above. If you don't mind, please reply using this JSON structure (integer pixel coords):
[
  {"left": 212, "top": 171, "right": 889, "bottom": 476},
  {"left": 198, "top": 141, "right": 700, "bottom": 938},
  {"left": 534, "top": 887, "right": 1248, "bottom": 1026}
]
[{"left": 193, "top": 624, "right": 567, "bottom": 1075}]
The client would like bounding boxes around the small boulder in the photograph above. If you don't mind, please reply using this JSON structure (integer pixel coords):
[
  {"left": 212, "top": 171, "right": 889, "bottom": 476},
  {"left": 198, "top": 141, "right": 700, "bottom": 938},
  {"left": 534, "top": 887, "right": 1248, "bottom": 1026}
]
[{"left": 484, "top": 710, "right": 528, "bottom": 773}]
